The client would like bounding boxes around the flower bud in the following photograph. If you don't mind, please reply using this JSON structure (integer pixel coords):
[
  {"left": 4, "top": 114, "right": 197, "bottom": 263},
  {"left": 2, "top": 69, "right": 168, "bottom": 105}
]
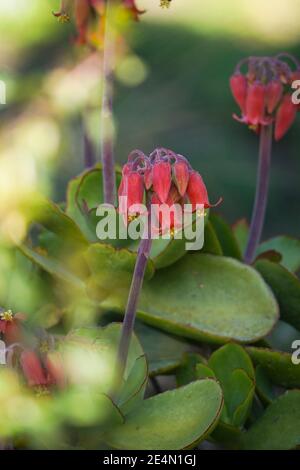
[
  {"left": 186, "top": 171, "right": 211, "bottom": 210},
  {"left": 275, "top": 94, "right": 297, "bottom": 141},
  {"left": 230, "top": 73, "right": 247, "bottom": 113},
  {"left": 266, "top": 80, "right": 283, "bottom": 114},
  {"left": 118, "top": 171, "right": 144, "bottom": 218},
  {"left": 246, "top": 82, "right": 266, "bottom": 126},
  {"left": 173, "top": 161, "right": 190, "bottom": 196},
  {"left": 21, "top": 351, "right": 47, "bottom": 387},
  {"left": 152, "top": 161, "right": 172, "bottom": 203}
]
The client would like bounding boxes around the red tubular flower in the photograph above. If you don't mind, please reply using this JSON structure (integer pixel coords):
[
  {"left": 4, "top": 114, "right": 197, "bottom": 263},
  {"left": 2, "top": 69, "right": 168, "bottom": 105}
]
[
  {"left": 74, "top": 0, "right": 91, "bottom": 44},
  {"left": 0, "top": 310, "right": 25, "bottom": 345},
  {"left": 266, "top": 80, "right": 283, "bottom": 114},
  {"left": 151, "top": 184, "right": 183, "bottom": 235},
  {"left": 173, "top": 161, "right": 190, "bottom": 197},
  {"left": 186, "top": 171, "right": 213, "bottom": 211},
  {"left": 21, "top": 351, "right": 48, "bottom": 388},
  {"left": 118, "top": 170, "right": 144, "bottom": 222},
  {"left": 230, "top": 73, "right": 247, "bottom": 114},
  {"left": 275, "top": 94, "right": 298, "bottom": 141},
  {"left": 246, "top": 82, "right": 266, "bottom": 126},
  {"left": 45, "top": 352, "right": 66, "bottom": 390},
  {"left": 152, "top": 161, "right": 172, "bottom": 203}
]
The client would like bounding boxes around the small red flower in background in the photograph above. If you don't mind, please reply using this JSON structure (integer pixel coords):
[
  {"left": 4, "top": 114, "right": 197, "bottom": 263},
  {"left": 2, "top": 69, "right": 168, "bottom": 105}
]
[
  {"left": 53, "top": 0, "right": 145, "bottom": 46},
  {"left": 20, "top": 350, "right": 65, "bottom": 392},
  {"left": 0, "top": 309, "right": 25, "bottom": 345},
  {"left": 230, "top": 54, "right": 299, "bottom": 140},
  {"left": 118, "top": 148, "right": 221, "bottom": 234}
]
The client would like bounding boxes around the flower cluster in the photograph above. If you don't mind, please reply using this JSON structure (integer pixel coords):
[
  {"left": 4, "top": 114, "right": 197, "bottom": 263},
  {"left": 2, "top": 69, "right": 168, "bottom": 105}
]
[
  {"left": 118, "top": 148, "right": 221, "bottom": 234},
  {"left": 230, "top": 54, "right": 300, "bottom": 140}
]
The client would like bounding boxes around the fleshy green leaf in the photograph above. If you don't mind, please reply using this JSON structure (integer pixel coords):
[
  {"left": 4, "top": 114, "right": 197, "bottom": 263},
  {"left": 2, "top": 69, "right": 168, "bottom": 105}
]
[
  {"left": 208, "top": 344, "right": 255, "bottom": 427},
  {"left": 195, "top": 364, "right": 216, "bottom": 379},
  {"left": 255, "top": 259, "right": 300, "bottom": 330},
  {"left": 137, "top": 254, "right": 278, "bottom": 344},
  {"left": 210, "top": 213, "right": 242, "bottom": 259},
  {"left": 263, "top": 320, "right": 300, "bottom": 353},
  {"left": 247, "top": 346, "right": 300, "bottom": 388},
  {"left": 255, "top": 365, "right": 276, "bottom": 405},
  {"left": 85, "top": 243, "right": 155, "bottom": 307},
  {"left": 201, "top": 220, "right": 223, "bottom": 255},
  {"left": 256, "top": 236, "right": 300, "bottom": 273},
  {"left": 66, "top": 165, "right": 122, "bottom": 243},
  {"left": 19, "top": 244, "right": 85, "bottom": 290},
  {"left": 65, "top": 323, "right": 148, "bottom": 413},
  {"left": 29, "top": 196, "right": 88, "bottom": 250},
  {"left": 232, "top": 218, "right": 248, "bottom": 255},
  {"left": 176, "top": 353, "right": 206, "bottom": 386},
  {"left": 105, "top": 379, "right": 223, "bottom": 450},
  {"left": 135, "top": 321, "right": 195, "bottom": 376},
  {"left": 241, "top": 391, "right": 300, "bottom": 450}
]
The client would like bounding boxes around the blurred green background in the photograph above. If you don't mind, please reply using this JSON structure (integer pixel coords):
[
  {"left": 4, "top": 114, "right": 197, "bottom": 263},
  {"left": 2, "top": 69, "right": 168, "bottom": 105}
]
[{"left": 0, "top": 0, "right": 299, "bottom": 241}]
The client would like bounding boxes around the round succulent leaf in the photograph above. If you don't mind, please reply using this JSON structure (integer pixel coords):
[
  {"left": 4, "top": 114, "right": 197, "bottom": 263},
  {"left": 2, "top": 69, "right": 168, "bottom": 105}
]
[
  {"left": 255, "top": 365, "right": 276, "bottom": 405},
  {"left": 255, "top": 259, "right": 300, "bottom": 331},
  {"left": 263, "top": 320, "right": 300, "bottom": 353},
  {"left": 84, "top": 242, "right": 155, "bottom": 305},
  {"left": 135, "top": 321, "right": 196, "bottom": 376},
  {"left": 241, "top": 391, "right": 300, "bottom": 450},
  {"left": 19, "top": 244, "right": 85, "bottom": 290},
  {"left": 209, "top": 213, "right": 242, "bottom": 260},
  {"left": 105, "top": 379, "right": 224, "bottom": 450},
  {"left": 201, "top": 220, "right": 223, "bottom": 256},
  {"left": 137, "top": 254, "right": 278, "bottom": 344},
  {"left": 256, "top": 236, "right": 300, "bottom": 273},
  {"left": 247, "top": 346, "right": 300, "bottom": 389},
  {"left": 232, "top": 218, "right": 249, "bottom": 255},
  {"left": 65, "top": 323, "right": 148, "bottom": 411},
  {"left": 176, "top": 353, "right": 207, "bottom": 387}
]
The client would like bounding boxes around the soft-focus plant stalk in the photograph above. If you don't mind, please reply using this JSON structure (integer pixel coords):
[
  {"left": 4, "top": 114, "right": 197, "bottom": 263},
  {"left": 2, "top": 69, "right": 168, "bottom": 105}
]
[
  {"left": 244, "top": 124, "right": 273, "bottom": 264},
  {"left": 116, "top": 207, "right": 152, "bottom": 383},
  {"left": 101, "top": 0, "right": 116, "bottom": 204}
]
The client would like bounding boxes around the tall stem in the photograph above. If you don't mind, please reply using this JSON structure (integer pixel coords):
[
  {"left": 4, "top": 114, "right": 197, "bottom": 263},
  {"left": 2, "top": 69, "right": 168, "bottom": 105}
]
[
  {"left": 244, "top": 124, "right": 273, "bottom": 264},
  {"left": 101, "top": 0, "right": 116, "bottom": 204},
  {"left": 116, "top": 210, "right": 152, "bottom": 382}
]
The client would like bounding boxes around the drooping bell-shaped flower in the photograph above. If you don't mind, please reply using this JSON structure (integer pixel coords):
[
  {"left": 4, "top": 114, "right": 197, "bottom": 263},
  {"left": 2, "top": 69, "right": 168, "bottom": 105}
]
[
  {"left": 173, "top": 160, "right": 190, "bottom": 197},
  {"left": 245, "top": 82, "right": 267, "bottom": 126},
  {"left": 186, "top": 171, "right": 216, "bottom": 211},
  {"left": 20, "top": 351, "right": 48, "bottom": 388},
  {"left": 275, "top": 94, "right": 298, "bottom": 141},
  {"left": 266, "top": 80, "right": 283, "bottom": 114},
  {"left": 230, "top": 73, "right": 247, "bottom": 114},
  {"left": 0, "top": 309, "right": 25, "bottom": 345},
  {"left": 152, "top": 161, "right": 172, "bottom": 203}
]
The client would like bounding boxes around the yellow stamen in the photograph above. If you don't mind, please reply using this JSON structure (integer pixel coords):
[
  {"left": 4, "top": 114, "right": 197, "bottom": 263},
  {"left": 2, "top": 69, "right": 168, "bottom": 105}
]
[
  {"left": 57, "top": 13, "right": 70, "bottom": 23},
  {"left": 39, "top": 341, "right": 49, "bottom": 354},
  {"left": 0, "top": 310, "right": 13, "bottom": 322},
  {"left": 35, "top": 386, "right": 50, "bottom": 397},
  {"left": 160, "top": 0, "right": 172, "bottom": 8}
]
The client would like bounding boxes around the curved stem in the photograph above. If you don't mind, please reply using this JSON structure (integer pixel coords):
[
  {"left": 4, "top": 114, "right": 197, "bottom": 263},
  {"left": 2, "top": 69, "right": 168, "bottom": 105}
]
[
  {"left": 244, "top": 124, "right": 273, "bottom": 264},
  {"left": 116, "top": 209, "right": 152, "bottom": 385},
  {"left": 101, "top": 0, "right": 116, "bottom": 205}
]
